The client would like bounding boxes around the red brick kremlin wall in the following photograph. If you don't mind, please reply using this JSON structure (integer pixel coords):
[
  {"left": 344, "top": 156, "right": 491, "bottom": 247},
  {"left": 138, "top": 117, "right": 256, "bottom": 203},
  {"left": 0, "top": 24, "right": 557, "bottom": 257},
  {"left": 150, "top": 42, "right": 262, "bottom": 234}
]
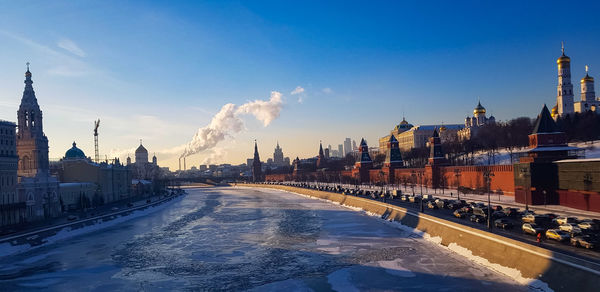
[{"left": 264, "top": 165, "right": 515, "bottom": 196}]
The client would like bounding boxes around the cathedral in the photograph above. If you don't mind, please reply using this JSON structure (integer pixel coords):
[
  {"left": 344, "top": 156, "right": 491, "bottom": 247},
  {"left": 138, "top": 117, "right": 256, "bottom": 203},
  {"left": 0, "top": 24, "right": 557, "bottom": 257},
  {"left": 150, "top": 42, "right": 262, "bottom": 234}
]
[
  {"left": 127, "top": 140, "right": 160, "bottom": 180},
  {"left": 15, "top": 65, "right": 60, "bottom": 220},
  {"left": 457, "top": 101, "right": 495, "bottom": 140},
  {"left": 552, "top": 44, "right": 600, "bottom": 119}
]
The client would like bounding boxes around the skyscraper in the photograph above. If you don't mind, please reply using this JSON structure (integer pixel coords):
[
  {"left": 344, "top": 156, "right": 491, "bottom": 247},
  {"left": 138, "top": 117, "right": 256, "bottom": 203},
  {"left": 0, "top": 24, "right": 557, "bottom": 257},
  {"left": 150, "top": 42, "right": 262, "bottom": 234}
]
[
  {"left": 337, "top": 144, "right": 344, "bottom": 158},
  {"left": 273, "top": 141, "right": 284, "bottom": 166},
  {"left": 343, "top": 138, "right": 351, "bottom": 156}
]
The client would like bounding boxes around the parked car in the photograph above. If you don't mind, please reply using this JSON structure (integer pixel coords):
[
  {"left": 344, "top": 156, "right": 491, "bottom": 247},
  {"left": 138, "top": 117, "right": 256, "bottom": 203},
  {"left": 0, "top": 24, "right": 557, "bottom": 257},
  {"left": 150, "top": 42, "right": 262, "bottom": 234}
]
[
  {"left": 427, "top": 201, "right": 437, "bottom": 209},
  {"left": 67, "top": 215, "right": 78, "bottom": 221},
  {"left": 453, "top": 210, "right": 467, "bottom": 219},
  {"left": 544, "top": 213, "right": 559, "bottom": 220},
  {"left": 578, "top": 221, "right": 599, "bottom": 231},
  {"left": 111, "top": 207, "right": 119, "bottom": 211},
  {"left": 127, "top": 203, "right": 134, "bottom": 207},
  {"left": 435, "top": 199, "right": 448, "bottom": 209},
  {"left": 492, "top": 211, "right": 507, "bottom": 220},
  {"left": 521, "top": 214, "right": 536, "bottom": 223},
  {"left": 559, "top": 223, "right": 582, "bottom": 234},
  {"left": 494, "top": 218, "right": 513, "bottom": 229},
  {"left": 447, "top": 200, "right": 466, "bottom": 210},
  {"left": 491, "top": 205, "right": 503, "bottom": 212},
  {"left": 570, "top": 235, "right": 597, "bottom": 249},
  {"left": 555, "top": 217, "right": 578, "bottom": 225},
  {"left": 546, "top": 229, "right": 570, "bottom": 242},
  {"left": 504, "top": 208, "right": 520, "bottom": 218},
  {"left": 522, "top": 223, "right": 545, "bottom": 236},
  {"left": 460, "top": 205, "right": 473, "bottom": 213},
  {"left": 473, "top": 207, "right": 489, "bottom": 218},
  {"left": 470, "top": 215, "right": 486, "bottom": 223}
]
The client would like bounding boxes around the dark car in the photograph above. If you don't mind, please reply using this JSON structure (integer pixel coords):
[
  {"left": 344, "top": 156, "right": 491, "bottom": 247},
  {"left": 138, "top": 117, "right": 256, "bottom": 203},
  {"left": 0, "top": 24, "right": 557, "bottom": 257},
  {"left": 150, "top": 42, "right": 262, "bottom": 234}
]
[
  {"left": 470, "top": 215, "right": 486, "bottom": 223},
  {"left": 67, "top": 215, "right": 78, "bottom": 221},
  {"left": 495, "top": 218, "right": 513, "bottom": 229},
  {"left": 491, "top": 205, "right": 503, "bottom": 212},
  {"left": 447, "top": 200, "right": 466, "bottom": 210},
  {"left": 504, "top": 208, "right": 520, "bottom": 218},
  {"left": 453, "top": 209, "right": 467, "bottom": 219},
  {"left": 570, "top": 235, "right": 597, "bottom": 249},
  {"left": 127, "top": 203, "right": 134, "bottom": 207},
  {"left": 427, "top": 201, "right": 438, "bottom": 209},
  {"left": 522, "top": 223, "right": 546, "bottom": 236},
  {"left": 461, "top": 205, "right": 473, "bottom": 213},
  {"left": 492, "top": 211, "right": 507, "bottom": 220}
]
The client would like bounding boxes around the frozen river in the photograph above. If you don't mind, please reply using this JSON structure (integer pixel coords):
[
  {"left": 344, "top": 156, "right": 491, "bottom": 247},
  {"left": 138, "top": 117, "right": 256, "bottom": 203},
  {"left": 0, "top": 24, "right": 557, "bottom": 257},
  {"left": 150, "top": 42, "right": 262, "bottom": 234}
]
[{"left": 0, "top": 187, "right": 527, "bottom": 291}]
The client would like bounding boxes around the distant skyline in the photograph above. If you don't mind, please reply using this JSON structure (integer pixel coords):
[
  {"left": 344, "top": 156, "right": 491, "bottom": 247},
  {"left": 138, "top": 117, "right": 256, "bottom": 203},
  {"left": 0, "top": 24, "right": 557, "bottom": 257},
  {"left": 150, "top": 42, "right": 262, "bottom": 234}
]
[{"left": 1, "top": 1, "right": 600, "bottom": 170}]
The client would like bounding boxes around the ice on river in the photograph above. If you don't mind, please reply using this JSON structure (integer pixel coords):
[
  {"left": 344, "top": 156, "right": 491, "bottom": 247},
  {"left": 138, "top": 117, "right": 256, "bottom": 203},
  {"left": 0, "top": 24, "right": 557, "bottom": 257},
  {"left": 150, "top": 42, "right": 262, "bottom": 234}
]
[{"left": 0, "top": 187, "right": 527, "bottom": 291}]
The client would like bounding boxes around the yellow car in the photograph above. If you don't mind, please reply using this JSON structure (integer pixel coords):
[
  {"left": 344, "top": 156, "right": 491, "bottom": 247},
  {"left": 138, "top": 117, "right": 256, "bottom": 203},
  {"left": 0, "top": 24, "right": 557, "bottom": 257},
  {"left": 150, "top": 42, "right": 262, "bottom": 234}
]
[{"left": 546, "top": 229, "right": 570, "bottom": 242}]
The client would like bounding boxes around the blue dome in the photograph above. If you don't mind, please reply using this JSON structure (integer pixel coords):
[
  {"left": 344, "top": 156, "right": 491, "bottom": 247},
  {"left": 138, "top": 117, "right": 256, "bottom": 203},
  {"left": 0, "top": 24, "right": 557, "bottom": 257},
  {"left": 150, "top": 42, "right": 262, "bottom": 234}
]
[{"left": 65, "top": 142, "right": 86, "bottom": 159}]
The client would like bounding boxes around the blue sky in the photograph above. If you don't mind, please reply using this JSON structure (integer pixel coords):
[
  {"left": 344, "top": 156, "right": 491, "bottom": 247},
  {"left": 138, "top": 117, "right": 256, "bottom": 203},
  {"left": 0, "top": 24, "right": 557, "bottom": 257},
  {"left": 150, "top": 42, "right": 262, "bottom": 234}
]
[{"left": 1, "top": 1, "right": 599, "bottom": 169}]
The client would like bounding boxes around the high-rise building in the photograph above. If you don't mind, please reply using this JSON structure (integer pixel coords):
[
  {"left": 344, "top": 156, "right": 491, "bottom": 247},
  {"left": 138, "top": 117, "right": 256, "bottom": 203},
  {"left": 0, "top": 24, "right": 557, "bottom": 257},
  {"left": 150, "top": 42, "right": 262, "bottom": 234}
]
[
  {"left": 556, "top": 43, "right": 575, "bottom": 117},
  {"left": 0, "top": 120, "right": 22, "bottom": 226},
  {"left": 273, "top": 141, "right": 284, "bottom": 166},
  {"left": 343, "top": 138, "right": 352, "bottom": 156},
  {"left": 337, "top": 144, "right": 344, "bottom": 158},
  {"left": 352, "top": 140, "right": 357, "bottom": 151}
]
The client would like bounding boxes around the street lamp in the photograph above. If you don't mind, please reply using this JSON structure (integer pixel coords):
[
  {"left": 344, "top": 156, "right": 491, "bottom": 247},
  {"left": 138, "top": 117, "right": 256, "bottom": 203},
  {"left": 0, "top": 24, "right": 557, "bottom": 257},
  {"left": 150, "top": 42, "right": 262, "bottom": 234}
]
[
  {"left": 454, "top": 168, "right": 462, "bottom": 201},
  {"left": 417, "top": 171, "right": 424, "bottom": 212},
  {"left": 483, "top": 170, "right": 494, "bottom": 230},
  {"left": 519, "top": 167, "right": 530, "bottom": 211}
]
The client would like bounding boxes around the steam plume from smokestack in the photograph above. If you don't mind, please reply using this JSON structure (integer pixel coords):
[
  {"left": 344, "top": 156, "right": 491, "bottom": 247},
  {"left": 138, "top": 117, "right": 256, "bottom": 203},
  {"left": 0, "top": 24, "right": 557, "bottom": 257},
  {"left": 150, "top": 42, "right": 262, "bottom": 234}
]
[{"left": 179, "top": 91, "right": 282, "bottom": 159}]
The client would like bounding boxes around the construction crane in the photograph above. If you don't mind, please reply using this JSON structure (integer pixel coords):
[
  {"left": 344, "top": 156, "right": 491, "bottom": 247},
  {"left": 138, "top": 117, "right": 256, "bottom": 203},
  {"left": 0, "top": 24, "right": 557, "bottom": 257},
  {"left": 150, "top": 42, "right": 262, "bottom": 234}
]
[{"left": 94, "top": 119, "right": 100, "bottom": 163}]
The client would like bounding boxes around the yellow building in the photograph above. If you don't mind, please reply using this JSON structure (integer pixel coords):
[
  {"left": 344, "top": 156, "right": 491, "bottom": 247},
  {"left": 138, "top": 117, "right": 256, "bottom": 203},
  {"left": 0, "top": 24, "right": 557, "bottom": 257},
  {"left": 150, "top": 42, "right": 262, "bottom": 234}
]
[{"left": 58, "top": 142, "right": 132, "bottom": 205}]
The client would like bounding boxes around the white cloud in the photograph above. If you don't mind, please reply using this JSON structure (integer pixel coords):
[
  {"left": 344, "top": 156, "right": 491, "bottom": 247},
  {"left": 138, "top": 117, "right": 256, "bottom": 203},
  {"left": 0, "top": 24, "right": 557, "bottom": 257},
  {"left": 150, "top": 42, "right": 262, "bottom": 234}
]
[
  {"left": 291, "top": 86, "right": 305, "bottom": 95},
  {"left": 57, "top": 38, "right": 86, "bottom": 57},
  {"left": 297, "top": 96, "right": 304, "bottom": 103},
  {"left": 322, "top": 87, "right": 333, "bottom": 94}
]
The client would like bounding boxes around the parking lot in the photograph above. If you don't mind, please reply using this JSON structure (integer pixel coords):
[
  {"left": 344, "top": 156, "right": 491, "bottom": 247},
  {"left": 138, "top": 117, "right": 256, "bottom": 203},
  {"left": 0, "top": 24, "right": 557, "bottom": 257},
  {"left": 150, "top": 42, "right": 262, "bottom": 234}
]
[{"left": 261, "top": 182, "right": 600, "bottom": 263}]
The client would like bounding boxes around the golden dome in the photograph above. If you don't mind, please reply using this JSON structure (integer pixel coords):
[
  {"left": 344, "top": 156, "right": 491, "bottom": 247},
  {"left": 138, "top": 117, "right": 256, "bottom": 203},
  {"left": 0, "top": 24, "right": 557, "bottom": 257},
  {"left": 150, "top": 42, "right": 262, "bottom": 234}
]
[
  {"left": 557, "top": 54, "right": 570, "bottom": 64},
  {"left": 551, "top": 104, "right": 558, "bottom": 119},
  {"left": 473, "top": 101, "right": 486, "bottom": 115},
  {"left": 581, "top": 74, "right": 594, "bottom": 83},
  {"left": 400, "top": 118, "right": 408, "bottom": 125}
]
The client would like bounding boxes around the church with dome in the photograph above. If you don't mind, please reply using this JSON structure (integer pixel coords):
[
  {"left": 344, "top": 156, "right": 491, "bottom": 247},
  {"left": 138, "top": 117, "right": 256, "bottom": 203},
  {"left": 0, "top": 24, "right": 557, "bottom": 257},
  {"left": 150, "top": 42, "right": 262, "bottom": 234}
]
[
  {"left": 457, "top": 101, "right": 496, "bottom": 140},
  {"left": 127, "top": 140, "right": 160, "bottom": 180}
]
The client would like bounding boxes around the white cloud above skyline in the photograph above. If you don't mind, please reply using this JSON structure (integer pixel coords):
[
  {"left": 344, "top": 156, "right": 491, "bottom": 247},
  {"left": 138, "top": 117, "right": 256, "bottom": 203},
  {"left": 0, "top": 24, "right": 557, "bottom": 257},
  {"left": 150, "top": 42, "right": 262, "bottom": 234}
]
[{"left": 57, "top": 38, "right": 86, "bottom": 57}]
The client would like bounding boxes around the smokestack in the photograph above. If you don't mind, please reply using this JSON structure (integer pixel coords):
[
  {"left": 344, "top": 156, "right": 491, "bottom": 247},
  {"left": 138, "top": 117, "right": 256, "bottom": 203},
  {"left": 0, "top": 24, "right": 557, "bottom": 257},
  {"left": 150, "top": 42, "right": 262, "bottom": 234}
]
[
  {"left": 184, "top": 157, "right": 186, "bottom": 170},
  {"left": 179, "top": 157, "right": 181, "bottom": 171}
]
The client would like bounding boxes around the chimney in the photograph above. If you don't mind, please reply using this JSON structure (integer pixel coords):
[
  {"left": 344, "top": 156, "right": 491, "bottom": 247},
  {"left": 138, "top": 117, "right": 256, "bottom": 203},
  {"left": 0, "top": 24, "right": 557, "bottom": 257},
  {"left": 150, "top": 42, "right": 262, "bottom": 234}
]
[
  {"left": 184, "top": 157, "right": 186, "bottom": 170},
  {"left": 179, "top": 157, "right": 182, "bottom": 171}
]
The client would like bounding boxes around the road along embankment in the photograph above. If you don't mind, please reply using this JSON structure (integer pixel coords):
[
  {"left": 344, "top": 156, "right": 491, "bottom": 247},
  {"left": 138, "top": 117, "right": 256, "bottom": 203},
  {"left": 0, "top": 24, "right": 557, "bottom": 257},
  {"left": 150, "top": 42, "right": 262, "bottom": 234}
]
[{"left": 243, "top": 184, "right": 600, "bottom": 292}]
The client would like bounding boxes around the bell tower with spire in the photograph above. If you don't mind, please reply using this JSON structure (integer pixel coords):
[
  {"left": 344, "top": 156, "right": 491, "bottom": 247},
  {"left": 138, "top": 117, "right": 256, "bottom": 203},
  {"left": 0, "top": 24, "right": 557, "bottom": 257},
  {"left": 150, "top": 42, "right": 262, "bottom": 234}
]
[
  {"left": 557, "top": 42, "right": 575, "bottom": 117},
  {"left": 17, "top": 63, "right": 50, "bottom": 177},
  {"left": 252, "top": 140, "right": 263, "bottom": 182}
]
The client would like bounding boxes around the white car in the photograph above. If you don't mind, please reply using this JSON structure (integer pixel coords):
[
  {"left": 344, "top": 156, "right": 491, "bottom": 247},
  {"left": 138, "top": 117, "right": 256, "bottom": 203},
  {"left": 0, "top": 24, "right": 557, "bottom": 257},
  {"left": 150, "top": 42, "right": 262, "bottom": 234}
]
[
  {"left": 555, "top": 217, "right": 578, "bottom": 225},
  {"left": 559, "top": 223, "right": 581, "bottom": 234},
  {"left": 578, "top": 221, "right": 599, "bottom": 231}
]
